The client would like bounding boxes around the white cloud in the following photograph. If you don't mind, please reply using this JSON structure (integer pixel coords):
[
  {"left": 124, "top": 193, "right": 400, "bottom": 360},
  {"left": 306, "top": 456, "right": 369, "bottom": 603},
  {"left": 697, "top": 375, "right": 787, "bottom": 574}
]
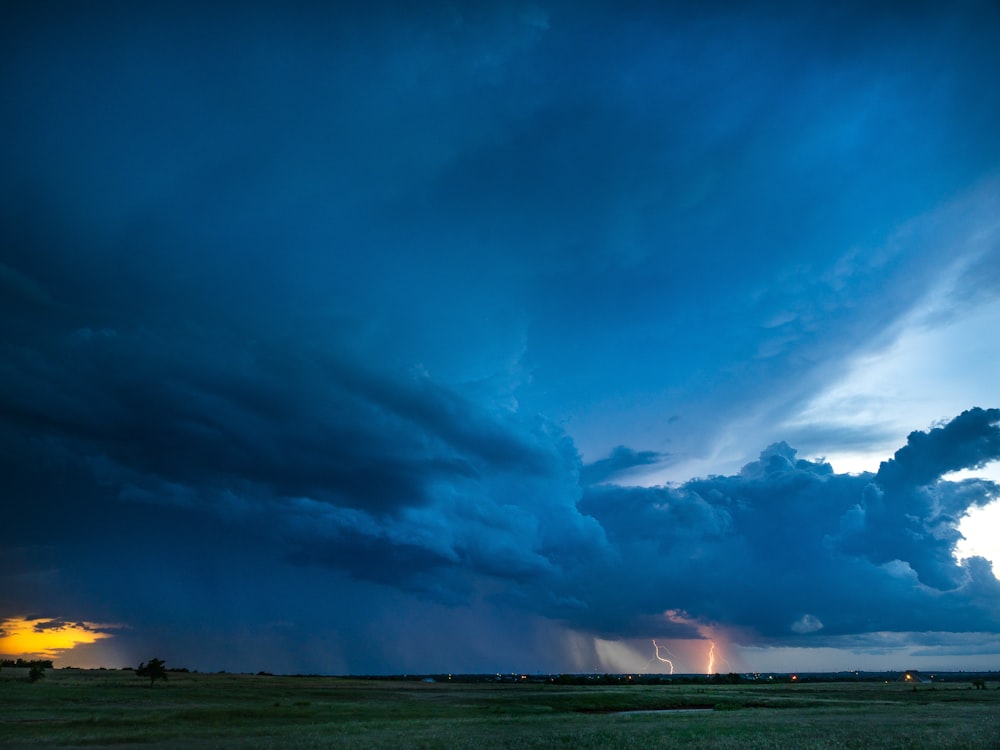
[{"left": 791, "top": 614, "right": 824, "bottom": 634}]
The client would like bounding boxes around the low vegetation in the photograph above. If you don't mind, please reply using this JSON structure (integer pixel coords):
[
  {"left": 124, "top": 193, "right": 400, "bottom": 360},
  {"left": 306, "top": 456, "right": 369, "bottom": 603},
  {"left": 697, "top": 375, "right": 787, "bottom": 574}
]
[
  {"left": 136, "top": 658, "right": 168, "bottom": 688},
  {"left": 0, "top": 659, "right": 53, "bottom": 669},
  {"left": 1, "top": 669, "right": 998, "bottom": 748}
]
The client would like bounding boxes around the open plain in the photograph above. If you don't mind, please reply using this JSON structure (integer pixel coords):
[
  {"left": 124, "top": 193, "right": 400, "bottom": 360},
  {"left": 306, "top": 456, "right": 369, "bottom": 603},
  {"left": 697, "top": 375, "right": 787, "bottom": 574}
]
[{"left": 1, "top": 669, "right": 998, "bottom": 749}]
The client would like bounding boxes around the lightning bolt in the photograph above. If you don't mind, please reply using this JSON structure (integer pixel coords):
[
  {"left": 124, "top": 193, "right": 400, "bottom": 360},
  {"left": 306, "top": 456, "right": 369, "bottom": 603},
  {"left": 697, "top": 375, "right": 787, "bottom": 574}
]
[
  {"left": 662, "top": 610, "right": 730, "bottom": 676},
  {"left": 651, "top": 640, "right": 675, "bottom": 674}
]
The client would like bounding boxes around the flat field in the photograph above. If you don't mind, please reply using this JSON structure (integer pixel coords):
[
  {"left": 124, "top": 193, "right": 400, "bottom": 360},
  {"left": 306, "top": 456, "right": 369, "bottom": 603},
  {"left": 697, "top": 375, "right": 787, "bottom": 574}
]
[{"left": 2, "top": 669, "right": 999, "bottom": 749}]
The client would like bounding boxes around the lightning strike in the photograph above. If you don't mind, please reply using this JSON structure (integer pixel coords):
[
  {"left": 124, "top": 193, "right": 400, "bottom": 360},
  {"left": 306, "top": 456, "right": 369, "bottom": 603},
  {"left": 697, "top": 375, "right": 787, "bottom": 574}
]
[
  {"left": 651, "top": 640, "right": 675, "bottom": 674},
  {"left": 661, "top": 610, "right": 731, "bottom": 676}
]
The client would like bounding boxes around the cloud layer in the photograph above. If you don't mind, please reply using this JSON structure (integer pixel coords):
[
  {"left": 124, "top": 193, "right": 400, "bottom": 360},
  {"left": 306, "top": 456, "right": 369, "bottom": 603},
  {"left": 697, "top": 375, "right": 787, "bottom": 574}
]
[
  {"left": 3, "top": 309, "right": 998, "bottom": 665},
  {"left": 2, "top": 1, "right": 999, "bottom": 672}
]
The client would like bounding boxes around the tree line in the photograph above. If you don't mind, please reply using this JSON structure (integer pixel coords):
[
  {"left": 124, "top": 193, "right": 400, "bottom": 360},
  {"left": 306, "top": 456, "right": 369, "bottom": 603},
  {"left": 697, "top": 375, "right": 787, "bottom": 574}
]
[{"left": 1, "top": 658, "right": 53, "bottom": 669}]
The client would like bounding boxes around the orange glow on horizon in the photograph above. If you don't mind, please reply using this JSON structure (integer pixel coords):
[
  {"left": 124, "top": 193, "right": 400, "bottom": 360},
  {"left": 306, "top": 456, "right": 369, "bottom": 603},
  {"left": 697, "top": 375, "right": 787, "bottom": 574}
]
[{"left": 0, "top": 616, "right": 116, "bottom": 660}]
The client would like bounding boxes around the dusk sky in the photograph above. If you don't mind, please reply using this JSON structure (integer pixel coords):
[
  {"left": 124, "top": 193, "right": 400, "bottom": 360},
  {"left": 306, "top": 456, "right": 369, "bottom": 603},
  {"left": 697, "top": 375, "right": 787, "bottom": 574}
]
[{"left": 2, "top": 1, "right": 999, "bottom": 676}]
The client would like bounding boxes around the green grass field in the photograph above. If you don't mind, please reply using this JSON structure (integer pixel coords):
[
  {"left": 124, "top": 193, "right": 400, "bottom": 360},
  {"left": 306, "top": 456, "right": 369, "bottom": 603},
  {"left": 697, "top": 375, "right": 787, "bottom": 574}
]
[{"left": 2, "top": 669, "right": 999, "bottom": 749}]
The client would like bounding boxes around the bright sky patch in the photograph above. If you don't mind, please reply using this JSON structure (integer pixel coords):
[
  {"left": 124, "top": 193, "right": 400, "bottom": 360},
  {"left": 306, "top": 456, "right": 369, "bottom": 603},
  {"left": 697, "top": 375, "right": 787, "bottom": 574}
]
[{"left": 0, "top": 617, "right": 117, "bottom": 661}]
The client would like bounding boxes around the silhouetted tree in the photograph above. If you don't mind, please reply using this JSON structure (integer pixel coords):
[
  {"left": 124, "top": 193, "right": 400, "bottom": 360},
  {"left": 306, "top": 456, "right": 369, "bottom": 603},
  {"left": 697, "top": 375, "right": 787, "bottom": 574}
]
[
  {"left": 136, "top": 658, "right": 168, "bottom": 688},
  {"left": 28, "top": 665, "right": 45, "bottom": 683}
]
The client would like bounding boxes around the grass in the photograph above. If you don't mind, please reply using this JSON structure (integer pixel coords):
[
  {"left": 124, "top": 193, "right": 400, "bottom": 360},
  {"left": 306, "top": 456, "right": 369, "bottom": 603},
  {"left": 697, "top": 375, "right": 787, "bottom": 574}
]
[{"left": 1, "top": 669, "right": 999, "bottom": 748}]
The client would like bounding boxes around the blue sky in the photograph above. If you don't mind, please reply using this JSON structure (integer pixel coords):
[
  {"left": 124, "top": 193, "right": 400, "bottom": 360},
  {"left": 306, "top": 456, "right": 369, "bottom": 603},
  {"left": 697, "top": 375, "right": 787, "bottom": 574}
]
[{"left": 1, "top": 1, "right": 999, "bottom": 675}]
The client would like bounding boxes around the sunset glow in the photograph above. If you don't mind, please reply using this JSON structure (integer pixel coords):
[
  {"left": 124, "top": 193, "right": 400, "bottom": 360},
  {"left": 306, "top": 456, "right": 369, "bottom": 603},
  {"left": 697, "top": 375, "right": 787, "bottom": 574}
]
[{"left": 0, "top": 617, "right": 116, "bottom": 660}]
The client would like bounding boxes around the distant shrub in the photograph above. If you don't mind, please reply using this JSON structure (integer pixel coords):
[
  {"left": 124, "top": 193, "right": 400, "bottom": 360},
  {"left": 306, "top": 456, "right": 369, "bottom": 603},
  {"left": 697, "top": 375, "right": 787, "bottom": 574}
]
[
  {"left": 136, "top": 658, "right": 168, "bottom": 688},
  {"left": 29, "top": 666, "right": 45, "bottom": 683}
]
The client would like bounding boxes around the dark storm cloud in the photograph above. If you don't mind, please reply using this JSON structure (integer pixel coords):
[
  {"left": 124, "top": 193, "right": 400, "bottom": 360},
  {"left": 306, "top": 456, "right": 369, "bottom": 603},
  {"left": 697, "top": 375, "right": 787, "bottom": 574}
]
[
  {"left": 16, "top": 278, "right": 997, "bottom": 646},
  {"left": 2, "top": 0, "right": 1000, "bottom": 673},
  {"left": 0, "top": 259, "right": 605, "bottom": 598},
  {"left": 568, "top": 411, "right": 1000, "bottom": 642},
  {"left": 0, "top": 308, "right": 597, "bottom": 527},
  {"left": 120, "top": 402, "right": 994, "bottom": 646},
  {"left": 831, "top": 409, "right": 1000, "bottom": 591},
  {"left": 580, "top": 446, "right": 666, "bottom": 485},
  {"left": 876, "top": 408, "right": 1000, "bottom": 490}
]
